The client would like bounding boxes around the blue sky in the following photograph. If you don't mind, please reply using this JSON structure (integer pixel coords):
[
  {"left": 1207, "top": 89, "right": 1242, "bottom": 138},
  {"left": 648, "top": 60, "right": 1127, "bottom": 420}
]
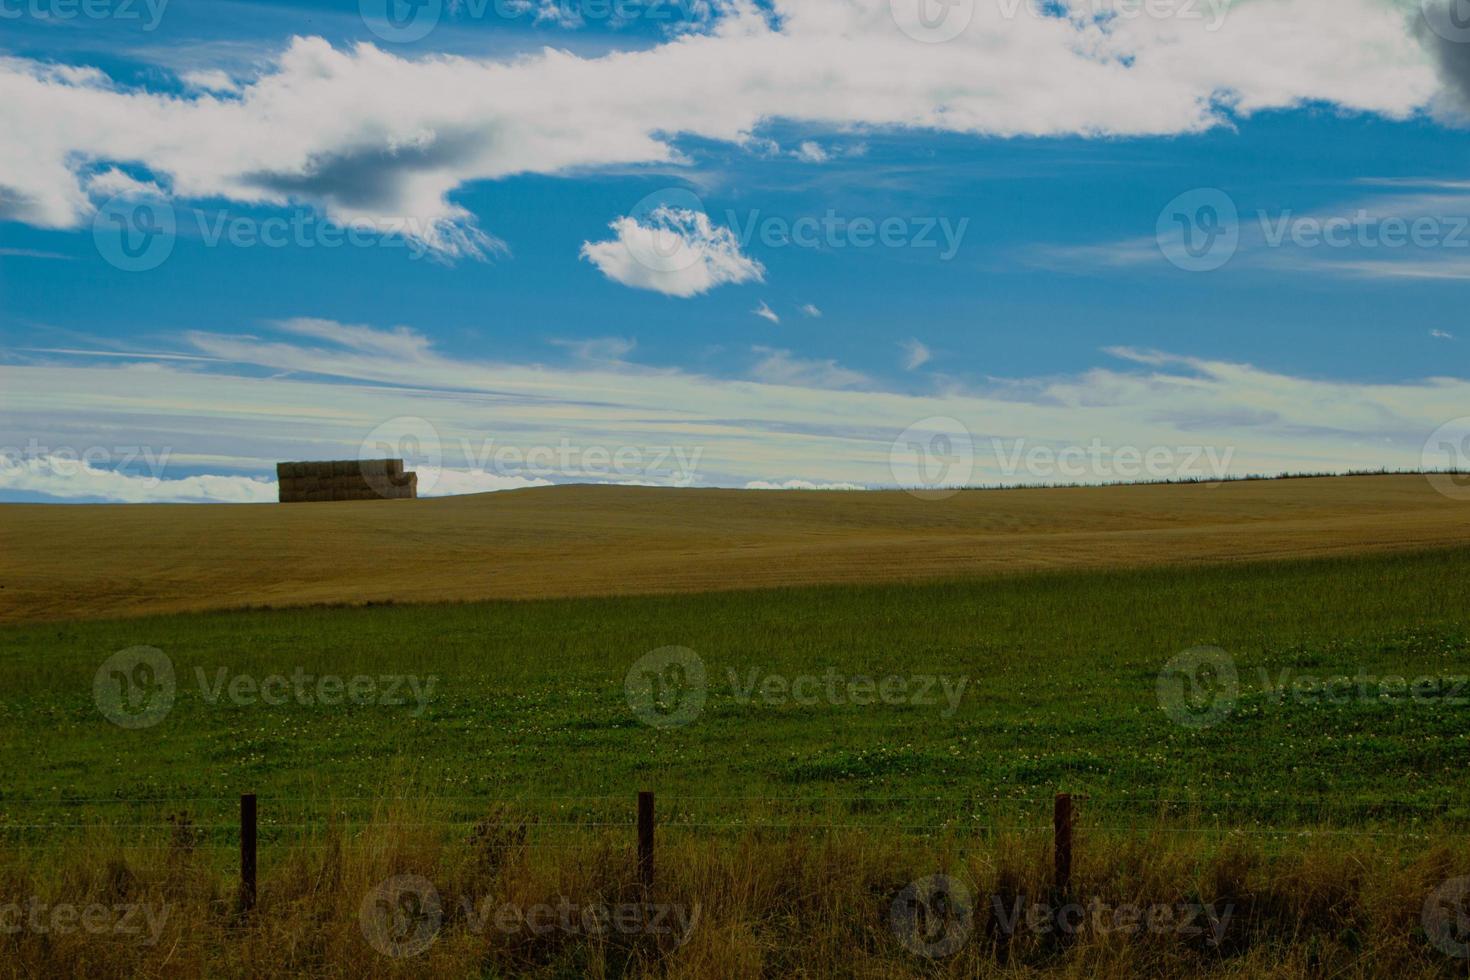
[{"left": 4, "top": 0, "right": 1470, "bottom": 501}]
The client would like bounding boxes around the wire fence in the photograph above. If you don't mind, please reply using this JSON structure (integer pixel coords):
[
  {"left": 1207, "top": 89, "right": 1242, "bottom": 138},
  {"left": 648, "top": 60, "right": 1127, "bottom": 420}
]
[
  {"left": 2, "top": 791, "right": 1468, "bottom": 850},
  {"left": 4, "top": 789, "right": 1470, "bottom": 917}
]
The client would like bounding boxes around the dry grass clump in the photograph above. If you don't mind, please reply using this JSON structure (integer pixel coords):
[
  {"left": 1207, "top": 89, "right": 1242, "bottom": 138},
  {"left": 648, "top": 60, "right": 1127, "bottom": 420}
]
[{"left": 2, "top": 801, "right": 1467, "bottom": 978}]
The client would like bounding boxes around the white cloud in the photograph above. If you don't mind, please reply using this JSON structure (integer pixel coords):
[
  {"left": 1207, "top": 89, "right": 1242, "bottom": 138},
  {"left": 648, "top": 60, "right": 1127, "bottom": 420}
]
[
  {"left": 1324, "top": 258, "right": 1470, "bottom": 281},
  {"left": 551, "top": 336, "right": 637, "bottom": 362},
  {"left": 426, "top": 470, "right": 554, "bottom": 495},
  {"left": 901, "top": 338, "right": 931, "bottom": 370},
  {"left": 753, "top": 301, "right": 780, "bottom": 324},
  {"left": 0, "top": 0, "right": 1442, "bottom": 250},
  {"left": 0, "top": 452, "right": 556, "bottom": 503},
  {"left": 179, "top": 69, "right": 240, "bottom": 94},
  {"left": 1432, "top": 329, "right": 1455, "bottom": 340},
  {"left": 745, "top": 479, "right": 866, "bottom": 490},
  {"left": 749, "top": 346, "right": 870, "bottom": 389},
  {"left": 580, "top": 207, "right": 764, "bottom": 297},
  {"left": 793, "top": 140, "right": 829, "bottom": 163},
  {"left": 273, "top": 316, "right": 432, "bottom": 359},
  {"left": 84, "top": 168, "right": 167, "bottom": 201},
  {"left": 800, "top": 303, "right": 823, "bottom": 318},
  {"left": 8, "top": 320, "right": 1470, "bottom": 501},
  {"left": 0, "top": 454, "right": 276, "bottom": 503}
]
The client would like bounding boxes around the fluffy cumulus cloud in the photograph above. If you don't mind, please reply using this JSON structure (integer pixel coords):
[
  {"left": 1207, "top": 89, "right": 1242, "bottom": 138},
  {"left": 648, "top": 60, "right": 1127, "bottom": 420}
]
[
  {"left": 580, "top": 207, "right": 765, "bottom": 296},
  {"left": 0, "top": 0, "right": 1446, "bottom": 253}
]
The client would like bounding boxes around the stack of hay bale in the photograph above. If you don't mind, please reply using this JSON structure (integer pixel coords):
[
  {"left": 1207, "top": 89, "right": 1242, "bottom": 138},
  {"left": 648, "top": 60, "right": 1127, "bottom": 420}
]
[{"left": 276, "top": 459, "right": 418, "bottom": 503}]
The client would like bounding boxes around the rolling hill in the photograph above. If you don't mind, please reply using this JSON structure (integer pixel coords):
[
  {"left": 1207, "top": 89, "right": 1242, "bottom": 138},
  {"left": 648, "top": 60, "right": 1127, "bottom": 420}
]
[{"left": 3, "top": 473, "right": 1468, "bottom": 623}]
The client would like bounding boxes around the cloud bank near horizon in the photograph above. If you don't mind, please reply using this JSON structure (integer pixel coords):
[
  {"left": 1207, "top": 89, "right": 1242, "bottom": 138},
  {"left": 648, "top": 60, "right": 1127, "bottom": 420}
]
[{"left": 2, "top": 318, "right": 1467, "bottom": 502}]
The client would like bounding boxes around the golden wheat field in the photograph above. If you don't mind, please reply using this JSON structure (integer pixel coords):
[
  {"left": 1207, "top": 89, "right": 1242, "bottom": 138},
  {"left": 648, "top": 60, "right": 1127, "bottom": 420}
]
[{"left": 2, "top": 474, "right": 1467, "bottom": 624}]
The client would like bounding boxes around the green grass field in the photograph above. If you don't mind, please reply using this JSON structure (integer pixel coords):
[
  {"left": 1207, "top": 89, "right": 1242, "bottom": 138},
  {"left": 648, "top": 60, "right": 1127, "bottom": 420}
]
[
  {"left": 4, "top": 545, "right": 1469, "bottom": 838},
  {"left": 6, "top": 545, "right": 1470, "bottom": 976}
]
